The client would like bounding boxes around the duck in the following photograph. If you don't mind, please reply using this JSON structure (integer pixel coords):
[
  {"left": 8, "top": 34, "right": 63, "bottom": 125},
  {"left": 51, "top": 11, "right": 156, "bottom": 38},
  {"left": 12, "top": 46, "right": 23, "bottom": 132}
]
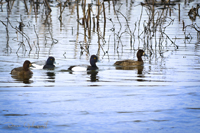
[
  {"left": 43, "top": 56, "right": 56, "bottom": 69},
  {"left": 11, "top": 60, "right": 33, "bottom": 76},
  {"left": 68, "top": 55, "right": 99, "bottom": 71},
  {"left": 114, "top": 49, "right": 147, "bottom": 66}
]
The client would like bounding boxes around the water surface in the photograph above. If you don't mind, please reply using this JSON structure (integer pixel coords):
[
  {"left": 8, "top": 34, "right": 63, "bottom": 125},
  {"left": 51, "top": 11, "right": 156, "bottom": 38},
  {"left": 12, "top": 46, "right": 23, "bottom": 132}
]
[{"left": 0, "top": 0, "right": 200, "bottom": 132}]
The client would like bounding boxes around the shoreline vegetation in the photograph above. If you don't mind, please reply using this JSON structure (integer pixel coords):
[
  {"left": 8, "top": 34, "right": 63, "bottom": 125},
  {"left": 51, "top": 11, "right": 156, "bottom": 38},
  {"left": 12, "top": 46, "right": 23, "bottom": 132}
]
[{"left": 0, "top": 0, "right": 199, "bottom": 58}]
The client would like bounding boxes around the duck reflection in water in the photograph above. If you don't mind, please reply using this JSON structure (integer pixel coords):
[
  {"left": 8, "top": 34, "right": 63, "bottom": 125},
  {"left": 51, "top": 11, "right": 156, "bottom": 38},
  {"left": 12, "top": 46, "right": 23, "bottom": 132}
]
[
  {"left": 115, "top": 65, "right": 143, "bottom": 73},
  {"left": 46, "top": 72, "right": 56, "bottom": 82},
  {"left": 115, "top": 66, "right": 145, "bottom": 82},
  {"left": 87, "top": 71, "right": 99, "bottom": 82},
  {"left": 11, "top": 75, "right": 33, "bottom": 84}
]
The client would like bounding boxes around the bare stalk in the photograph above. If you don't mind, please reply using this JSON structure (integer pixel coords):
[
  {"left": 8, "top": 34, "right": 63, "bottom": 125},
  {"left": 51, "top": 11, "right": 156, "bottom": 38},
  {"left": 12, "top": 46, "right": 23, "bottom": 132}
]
[{"left": 0, "top": 20, "right": 12, "bottom": 53}]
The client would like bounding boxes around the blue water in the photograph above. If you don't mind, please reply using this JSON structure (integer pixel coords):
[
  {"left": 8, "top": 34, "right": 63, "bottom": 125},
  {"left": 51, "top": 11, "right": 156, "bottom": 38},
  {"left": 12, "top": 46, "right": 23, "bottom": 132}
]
[
  {"left": 1, "top": 85, "right": 200, "bottom": 133},
  {"left": 0, "top": 0, "right": 200, "bottom": 132}
]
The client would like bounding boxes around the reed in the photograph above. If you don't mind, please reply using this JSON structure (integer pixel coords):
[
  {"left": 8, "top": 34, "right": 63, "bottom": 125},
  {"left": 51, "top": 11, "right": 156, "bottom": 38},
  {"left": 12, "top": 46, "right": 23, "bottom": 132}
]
[
  {"left": 0, "top": 0, "right": 194, "bottom": 57},
  {"left": 44, "top": 0, "right": 52, "bottom": 12},
  {"left": 178, "top": 3, "right": 180, "bottom": 22},
  {"left": 0, "top": 20, "right": 11, "bottom": 53}
]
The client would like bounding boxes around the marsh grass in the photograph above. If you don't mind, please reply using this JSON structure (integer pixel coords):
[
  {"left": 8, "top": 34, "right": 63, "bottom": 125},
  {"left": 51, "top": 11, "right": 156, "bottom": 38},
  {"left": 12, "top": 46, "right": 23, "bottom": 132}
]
[{"left": 0, "top": 0, "right": 199, "bottom": 58}]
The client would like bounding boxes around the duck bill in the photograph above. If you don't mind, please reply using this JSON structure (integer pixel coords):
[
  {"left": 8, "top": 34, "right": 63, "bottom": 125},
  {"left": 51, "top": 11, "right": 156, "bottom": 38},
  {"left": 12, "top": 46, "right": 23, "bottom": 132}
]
[
  {"left": 29, "top": 63, "right": 35, "bottom": 68},
  {"left": 143, "top": 53, "right": 148, "bottom": 57}
]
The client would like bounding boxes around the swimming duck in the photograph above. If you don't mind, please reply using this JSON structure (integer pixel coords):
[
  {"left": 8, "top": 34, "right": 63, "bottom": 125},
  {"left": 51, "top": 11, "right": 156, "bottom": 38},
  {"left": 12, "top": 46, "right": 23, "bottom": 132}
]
[
  {"left": 114, "top": 49, "right": 147, "bottom": 66},
  {"left": 68, "top": 55, "right": 99, "bottom": 71},
  {"left": 11, "top": 60, "right": 33, "bottom": 76},
  {"left": 43, "top": 56, "right": 56, "bottom": 69}
]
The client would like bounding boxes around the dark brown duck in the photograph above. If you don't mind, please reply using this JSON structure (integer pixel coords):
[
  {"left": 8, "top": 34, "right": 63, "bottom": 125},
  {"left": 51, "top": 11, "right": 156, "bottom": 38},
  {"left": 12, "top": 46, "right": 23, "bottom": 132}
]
[
  {"left": 114, "top": 49, "right": 147, "bottom": 66},
  {"left": 11, "top": 60, "right": 33, "bottom": 76}
]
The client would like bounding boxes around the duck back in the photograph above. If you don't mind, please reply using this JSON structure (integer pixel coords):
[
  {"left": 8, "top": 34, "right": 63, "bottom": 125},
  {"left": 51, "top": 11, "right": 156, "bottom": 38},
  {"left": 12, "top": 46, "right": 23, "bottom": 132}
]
[
  {"left": 43, "top": 64, "right": 55, "bottom": 69},
  {"left": 11, "top": 67, "right": 33, "bottom": 76},
  {"left": 114, "top": 59, "right": 143, "bottom": 66}
]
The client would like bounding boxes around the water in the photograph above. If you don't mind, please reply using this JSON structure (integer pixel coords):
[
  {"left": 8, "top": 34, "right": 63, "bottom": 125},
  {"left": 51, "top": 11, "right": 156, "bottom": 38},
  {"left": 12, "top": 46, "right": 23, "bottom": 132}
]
[{"left": 0, "top": 0, "right": 200, "bottom": 132}]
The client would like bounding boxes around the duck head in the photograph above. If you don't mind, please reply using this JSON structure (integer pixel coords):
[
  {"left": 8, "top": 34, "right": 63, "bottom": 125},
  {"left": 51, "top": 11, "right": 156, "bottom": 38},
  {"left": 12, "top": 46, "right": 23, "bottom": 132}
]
[
  {"left": 137, "top": 49, "right": 147, "bottom": 61},
  {"left": 90, "top": 55, "right": 98, "bottom": 67},
  {"left": 46, "top": 56, "right": 56, "bottom": 65},
  {"left": 23, "top": 60, "right": 33, "bottom": 71}
]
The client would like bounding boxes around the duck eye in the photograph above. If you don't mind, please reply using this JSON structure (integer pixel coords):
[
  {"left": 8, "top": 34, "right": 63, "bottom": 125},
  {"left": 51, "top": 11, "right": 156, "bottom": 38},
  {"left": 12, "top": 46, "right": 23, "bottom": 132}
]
[
  {"left": 94, "top": 57, "right": 96, "bottom": 59},
  {"left": 143, "top": 52, "right": 145, "bottom": 55},
  {"left": 51, "top": 59, "right": 52, "bottom": 61}
]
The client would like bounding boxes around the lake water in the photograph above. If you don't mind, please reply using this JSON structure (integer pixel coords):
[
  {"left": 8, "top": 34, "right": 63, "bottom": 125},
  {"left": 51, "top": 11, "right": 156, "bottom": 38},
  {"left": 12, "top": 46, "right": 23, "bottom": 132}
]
[{"left": 0, "top": 0, "right": 200, "bottom": 132}]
